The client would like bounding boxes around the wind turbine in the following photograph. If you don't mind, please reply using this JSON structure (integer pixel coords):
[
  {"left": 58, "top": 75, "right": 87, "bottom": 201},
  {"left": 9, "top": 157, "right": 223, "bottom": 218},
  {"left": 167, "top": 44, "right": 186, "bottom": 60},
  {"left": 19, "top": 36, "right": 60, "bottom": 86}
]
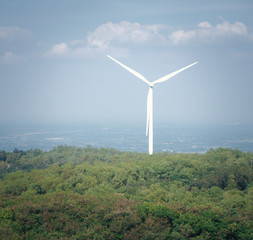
[{"left": 107, "top": 55, "right": 197, "bottom": 155}]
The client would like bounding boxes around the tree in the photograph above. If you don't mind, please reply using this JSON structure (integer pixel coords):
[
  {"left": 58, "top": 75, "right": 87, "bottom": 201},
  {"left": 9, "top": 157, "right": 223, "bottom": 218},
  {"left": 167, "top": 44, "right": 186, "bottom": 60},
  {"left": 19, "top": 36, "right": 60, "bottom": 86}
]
[{"left": 0, "top": 151, "right": 6, "bottom": 161}]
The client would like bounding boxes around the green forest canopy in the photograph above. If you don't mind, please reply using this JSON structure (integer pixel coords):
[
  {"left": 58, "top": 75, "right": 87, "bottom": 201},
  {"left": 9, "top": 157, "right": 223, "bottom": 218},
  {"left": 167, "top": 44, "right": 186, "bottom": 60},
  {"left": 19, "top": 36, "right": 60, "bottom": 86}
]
[{"left": 0, "top": 146, "right": 253, "bottom": 239}]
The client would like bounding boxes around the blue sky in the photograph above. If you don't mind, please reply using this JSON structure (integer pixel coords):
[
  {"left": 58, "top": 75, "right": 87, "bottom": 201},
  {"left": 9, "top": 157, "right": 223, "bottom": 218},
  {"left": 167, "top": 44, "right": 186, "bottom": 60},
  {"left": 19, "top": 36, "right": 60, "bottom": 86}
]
[{"left": 0, "top": 0, "right": 253, "bottom": 125}]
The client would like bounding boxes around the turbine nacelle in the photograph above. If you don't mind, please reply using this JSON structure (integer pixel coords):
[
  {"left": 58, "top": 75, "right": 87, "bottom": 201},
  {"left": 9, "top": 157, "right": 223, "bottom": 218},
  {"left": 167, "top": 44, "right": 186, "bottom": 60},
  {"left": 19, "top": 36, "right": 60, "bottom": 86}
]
[{"left": 107, "top": 55, "right": 197, "bottom": 155}]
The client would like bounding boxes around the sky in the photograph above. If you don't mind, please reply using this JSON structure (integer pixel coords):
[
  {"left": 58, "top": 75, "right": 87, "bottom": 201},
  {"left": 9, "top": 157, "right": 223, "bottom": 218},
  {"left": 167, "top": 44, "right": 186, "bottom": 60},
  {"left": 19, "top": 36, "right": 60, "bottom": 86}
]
[{"left": 0, "top": 0, "right": 253, "bottom": 126}]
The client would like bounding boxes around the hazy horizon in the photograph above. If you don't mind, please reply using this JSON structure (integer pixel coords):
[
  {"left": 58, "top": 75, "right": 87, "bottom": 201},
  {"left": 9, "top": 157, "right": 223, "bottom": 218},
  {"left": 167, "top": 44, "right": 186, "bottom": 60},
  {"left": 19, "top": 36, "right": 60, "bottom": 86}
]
[{"left": 1, "top": 122, "right": 253, "bottom": 153}]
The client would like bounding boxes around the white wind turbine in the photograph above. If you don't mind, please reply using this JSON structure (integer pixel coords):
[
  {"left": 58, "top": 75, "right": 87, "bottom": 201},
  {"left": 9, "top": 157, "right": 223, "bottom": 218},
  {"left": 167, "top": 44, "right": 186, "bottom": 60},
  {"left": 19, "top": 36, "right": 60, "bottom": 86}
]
[{"left": 107, "top": 55, "right": 197, "bottom": 155}]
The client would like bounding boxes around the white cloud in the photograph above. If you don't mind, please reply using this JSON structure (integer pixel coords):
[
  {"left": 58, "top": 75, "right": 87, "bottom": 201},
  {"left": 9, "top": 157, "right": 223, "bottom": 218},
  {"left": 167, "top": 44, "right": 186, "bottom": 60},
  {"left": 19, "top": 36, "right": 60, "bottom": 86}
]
[
  {"left": 51, "top": 43, "right": 68, "bottom": 55},
  {"left": 45, "top": 21, "right": 168, "bottom": 57},
  {"left": 0, "top": 51, "right": 25, "bottom": 63},
  {"left": 87, "top": 21, "right": 167, "bottom": 49},
  {"left": 44, "top": 20, "right": 251, "bottom": 57},
  {"left": 0, "top": 26, "right": 31, "bottom": 40},
  {"left": 89, "top": 20, "right": 249, "bottom": 47},
  {"left": 44, "top": 42, "right": 69, "bottom": 57},
  {"left": 170, "top": 30, "right": 196, "bottom": 44},
  {"left": 215, "top": 21, "right": 247, "bottom": 35},
  {"left": 170, "top": 20, "right": 248, "bottom": 44},
  {"left": 198, "top": 22, "right": 213, "bottom": 29}
]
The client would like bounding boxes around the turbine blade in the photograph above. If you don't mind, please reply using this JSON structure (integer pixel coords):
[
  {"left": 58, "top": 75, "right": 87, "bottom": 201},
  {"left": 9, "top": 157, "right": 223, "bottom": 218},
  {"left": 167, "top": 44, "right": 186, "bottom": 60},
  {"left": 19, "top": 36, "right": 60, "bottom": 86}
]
[
  {"left": 152, "top": 62, "right": 198, "bottom": 85},
  {"left": 107, "top": 55, "right": 151, "bottom": 85},
  {"left": 146, "top": 88, "right": 151, "bottom": 136}
]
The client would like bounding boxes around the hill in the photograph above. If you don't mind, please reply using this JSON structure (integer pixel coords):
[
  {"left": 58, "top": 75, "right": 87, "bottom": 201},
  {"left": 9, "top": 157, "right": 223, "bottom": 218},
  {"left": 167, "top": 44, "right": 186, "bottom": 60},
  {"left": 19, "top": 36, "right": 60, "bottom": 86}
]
[{"left": 0, "top": 146, "right": 253, "bottom": 239}]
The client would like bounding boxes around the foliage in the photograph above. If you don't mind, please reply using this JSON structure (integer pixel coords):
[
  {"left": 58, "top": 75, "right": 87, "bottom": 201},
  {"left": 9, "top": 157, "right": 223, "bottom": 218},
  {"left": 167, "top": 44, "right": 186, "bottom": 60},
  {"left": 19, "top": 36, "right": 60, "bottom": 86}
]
[{"left": 0, "top": 146, "right": 252, "bottom": 239}]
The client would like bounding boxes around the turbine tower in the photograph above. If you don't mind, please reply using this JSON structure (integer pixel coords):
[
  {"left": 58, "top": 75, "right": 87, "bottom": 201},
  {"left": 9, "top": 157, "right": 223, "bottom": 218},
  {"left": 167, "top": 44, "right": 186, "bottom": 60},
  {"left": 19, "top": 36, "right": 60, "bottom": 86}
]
[{"left": 107, "top": 55, "right": 197, "bottom": 155}]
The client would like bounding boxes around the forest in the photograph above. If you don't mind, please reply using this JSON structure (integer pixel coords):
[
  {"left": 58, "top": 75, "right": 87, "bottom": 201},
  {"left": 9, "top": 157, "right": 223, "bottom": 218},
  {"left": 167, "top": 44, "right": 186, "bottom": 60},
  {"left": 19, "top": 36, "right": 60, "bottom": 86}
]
[{"left": 0, "top": 146, "right": 253, "bottom": 239}]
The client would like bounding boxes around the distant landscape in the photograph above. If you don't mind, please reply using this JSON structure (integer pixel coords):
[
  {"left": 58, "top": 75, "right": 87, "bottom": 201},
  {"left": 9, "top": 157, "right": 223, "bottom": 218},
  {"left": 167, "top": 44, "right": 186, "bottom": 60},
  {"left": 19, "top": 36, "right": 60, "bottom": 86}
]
[{"left": 1, "top": 123, "right": 253, "bottom": 153}]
